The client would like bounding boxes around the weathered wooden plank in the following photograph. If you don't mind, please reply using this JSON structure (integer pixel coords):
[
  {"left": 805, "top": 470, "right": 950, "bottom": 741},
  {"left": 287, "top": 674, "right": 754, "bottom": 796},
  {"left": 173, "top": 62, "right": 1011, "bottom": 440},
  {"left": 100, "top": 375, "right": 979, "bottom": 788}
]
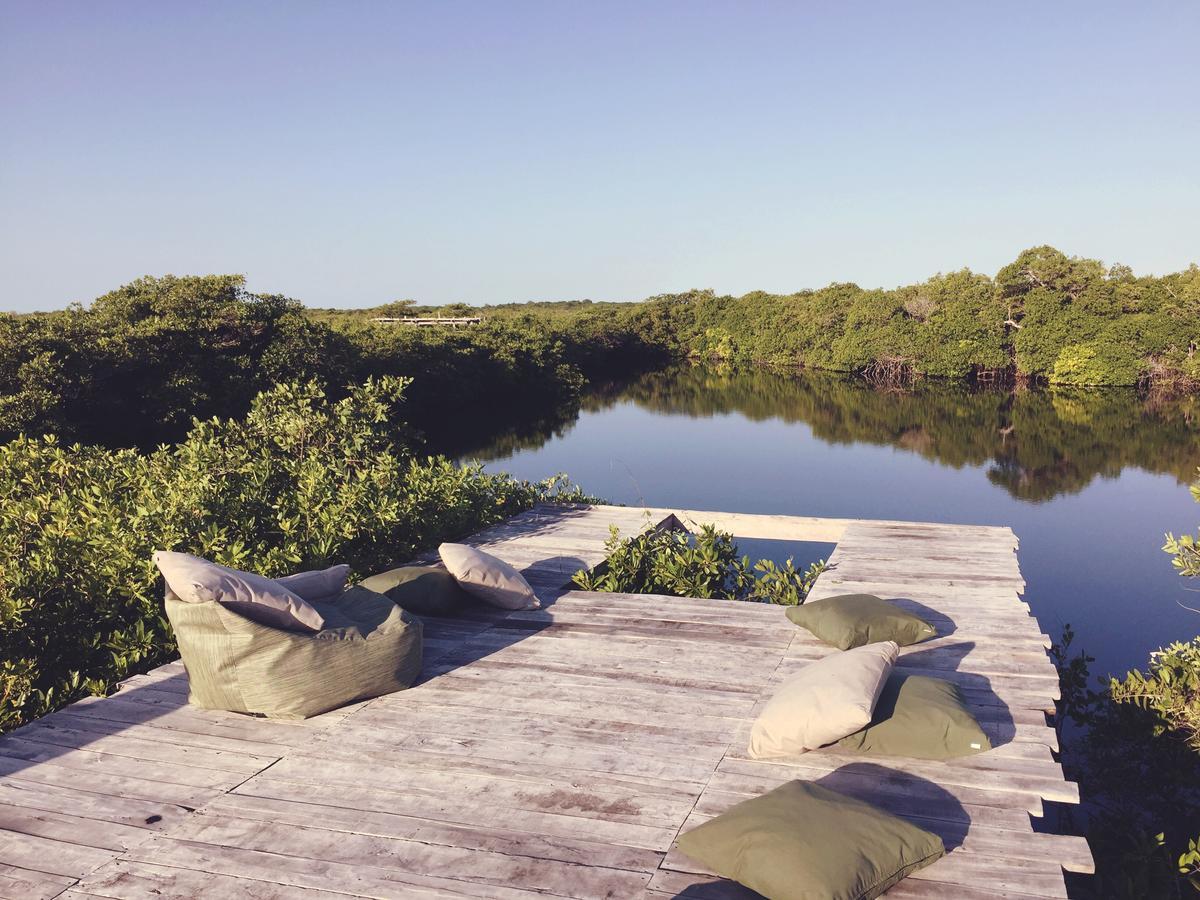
[
  {"left": 346, "top": 705, "right": 733, "bottom": 759},
  {"left": 64, "top": 694, "right": 316, "bottom": 746},
  {"left": 0, "top": 780, "right": 193, "bottom": 833},
  {"left": 274, "top": 739, "right": 720, "bottom": 801},
  {"left": 164, "top": 815, "right": 653, "bottom": 900},
  {"left": 0, "top": 804, "right": 155, "bottom": 852},
  {"left": 412, "top": 667, "right": 760, "bottom": 717},
  {"left": 72, "top": 859, "right": 354, "bottom": 900},
  {"left": 0, "top": 862, "right": 76, "bottom": 900},
  {"left": 205, "top": 793, "right": 666, "bottom": 873},
  {"left": 0, "top": 828, "right": 115, "bottom": 878},
  {"left": 233, "top": 776, "right": 680, "bottom": 851},
  {"left": 432, "top": 671, "right": 753, "bottom": 716},
  {"left": 370, "top": 684, "right": 746, "bottom": 736},
  {"left": 720, "top": 747, "right": 1076, "bottom": 808},
  {"left": 420, "top": 656, "right": 762, "bottom": 698},
  {"left": 40, "top": 711, "right": 293, "bottom": 759},
  {"left": 0, "top": 721, "right": 275, "bottom": 774},
  {"left": 92, "top": 844, "right": 565, "bottom": 899},
  {"left": 0, "top": 741, "right": 242, "bottom": 794}
]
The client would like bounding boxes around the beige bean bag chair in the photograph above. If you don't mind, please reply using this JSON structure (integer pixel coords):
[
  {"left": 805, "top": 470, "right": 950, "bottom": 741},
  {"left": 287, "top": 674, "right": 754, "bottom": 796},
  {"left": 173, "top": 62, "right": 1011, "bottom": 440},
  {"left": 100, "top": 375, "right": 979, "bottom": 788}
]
[{"left": 158, "top": 552, "right": 422, "bottom": 719}]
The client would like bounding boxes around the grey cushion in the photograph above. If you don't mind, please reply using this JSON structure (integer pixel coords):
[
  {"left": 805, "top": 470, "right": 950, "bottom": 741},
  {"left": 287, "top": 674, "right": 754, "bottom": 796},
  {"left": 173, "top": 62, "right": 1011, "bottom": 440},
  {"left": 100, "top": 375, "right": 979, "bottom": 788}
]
[
  {"left": 439, "top": 543, "right": 540, "bottom": 610},
  {"left": 154, "top": 550, "right": 324, "bottom": 632},
  {"left": 276, "top": 564, "right": 350, "bottom": 602},
  {"left": 749, "top": 641, "right": 898, "bottom": 758}
]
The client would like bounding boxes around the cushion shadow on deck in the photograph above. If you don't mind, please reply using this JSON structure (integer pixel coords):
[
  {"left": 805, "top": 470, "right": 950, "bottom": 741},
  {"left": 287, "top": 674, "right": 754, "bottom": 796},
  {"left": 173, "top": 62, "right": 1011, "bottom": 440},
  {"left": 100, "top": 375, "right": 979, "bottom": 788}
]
[{"left": 0, "top": 504, "right": 1092, "bottom": 899}]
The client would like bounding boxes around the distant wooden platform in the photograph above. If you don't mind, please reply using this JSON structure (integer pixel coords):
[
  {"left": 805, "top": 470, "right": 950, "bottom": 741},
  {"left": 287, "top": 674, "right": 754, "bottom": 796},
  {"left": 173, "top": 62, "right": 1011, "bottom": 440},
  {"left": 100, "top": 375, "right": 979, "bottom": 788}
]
[
  {"left": 0, "top": 504, "right": 1090, "bottom": 899},
  {"left": 371, "top": 316, "right": 482, "bottom": 327}
]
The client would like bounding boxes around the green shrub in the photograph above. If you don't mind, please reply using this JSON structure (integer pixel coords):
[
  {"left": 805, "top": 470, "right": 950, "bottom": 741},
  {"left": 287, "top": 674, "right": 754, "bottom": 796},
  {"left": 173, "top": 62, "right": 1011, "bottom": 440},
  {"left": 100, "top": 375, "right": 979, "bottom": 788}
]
[
  {"left": 1051, "top": 344, "right": 1102, "bottom": 384},
  {"left": 1049, "top": 342, "right": 1143, "bottom": 386},
  {"left": 572, "top": 523, "right": 826, "bottom": 605},
  {"left": 1110, "top": 639, "right": 1200, "bottom": 751},
  {"left": 0, "top": 376, "right": 592, "bottom": 732},
  {"left": 1165, "top": 469, "right": 1200, "bottom": 578}
]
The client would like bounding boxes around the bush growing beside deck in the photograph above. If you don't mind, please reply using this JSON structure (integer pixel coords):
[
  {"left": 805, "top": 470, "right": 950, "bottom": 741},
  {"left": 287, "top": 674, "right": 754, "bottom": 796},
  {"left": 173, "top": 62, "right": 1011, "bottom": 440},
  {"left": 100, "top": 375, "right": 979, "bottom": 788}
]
[
  {"left": 572, "top": 523, "right": 826, "bottom": 605},
  {"left": 0, "top": 376, "right": 590, "bottom": 732}
]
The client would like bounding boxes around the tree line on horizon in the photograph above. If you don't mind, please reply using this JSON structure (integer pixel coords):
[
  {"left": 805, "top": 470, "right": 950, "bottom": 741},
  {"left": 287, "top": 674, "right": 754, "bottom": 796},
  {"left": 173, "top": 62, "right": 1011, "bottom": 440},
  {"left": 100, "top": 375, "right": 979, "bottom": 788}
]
[{"left": 1, "top": 245, "right": 1197, "bottom": 449}]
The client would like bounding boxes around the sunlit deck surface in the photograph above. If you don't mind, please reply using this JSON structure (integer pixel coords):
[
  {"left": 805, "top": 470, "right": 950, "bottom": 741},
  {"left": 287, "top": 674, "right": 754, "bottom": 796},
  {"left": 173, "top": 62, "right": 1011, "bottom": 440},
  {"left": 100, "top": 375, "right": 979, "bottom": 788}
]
[{"left": 0, "top": 504, "right": 1091, "bottom": 899}]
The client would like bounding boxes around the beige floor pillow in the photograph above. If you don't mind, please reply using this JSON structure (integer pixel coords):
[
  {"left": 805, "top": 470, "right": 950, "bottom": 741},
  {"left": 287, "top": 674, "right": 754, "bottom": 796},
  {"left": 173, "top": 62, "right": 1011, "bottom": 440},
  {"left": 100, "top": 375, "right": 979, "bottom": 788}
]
[
  {"left": 154, "top": 551, "right": 325, "bottom": 632},
  {"left": 438, "top": 543, "right": 540, "bottom": 610},
  {"left": 749, "top": 641, "right": 898, "bottom": 758}
]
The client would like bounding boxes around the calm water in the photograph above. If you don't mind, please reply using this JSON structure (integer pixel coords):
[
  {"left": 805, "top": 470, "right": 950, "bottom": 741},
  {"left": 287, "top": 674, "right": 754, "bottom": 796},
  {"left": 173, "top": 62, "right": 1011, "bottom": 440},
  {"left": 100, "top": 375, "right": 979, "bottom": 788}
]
[{"left": 458, "top": 365, "right": 1200, "bottom": 679}]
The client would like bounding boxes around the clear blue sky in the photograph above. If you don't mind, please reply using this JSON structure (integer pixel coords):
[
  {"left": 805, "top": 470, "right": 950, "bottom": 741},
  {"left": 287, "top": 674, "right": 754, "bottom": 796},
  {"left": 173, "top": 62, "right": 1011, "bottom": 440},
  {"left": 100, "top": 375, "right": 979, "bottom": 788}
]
[{"left": 2, "top": 1, "right": 1197, "bottom": 311}]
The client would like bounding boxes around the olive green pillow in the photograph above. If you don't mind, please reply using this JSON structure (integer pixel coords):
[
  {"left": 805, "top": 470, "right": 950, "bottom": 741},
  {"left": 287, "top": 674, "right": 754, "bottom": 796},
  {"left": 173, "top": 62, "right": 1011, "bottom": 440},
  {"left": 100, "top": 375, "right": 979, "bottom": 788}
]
[
  {"left": 787, "top": 594, "right": 936, "bottom": 649},
  {"left": 356, "top": 566, "right": 472, "bottom": 617},
  {"left": 837, "top": 673, "right": 992, "bottom": 759},
  {"left": 676, "top": 780, "right": 944, "bottom": 900}
]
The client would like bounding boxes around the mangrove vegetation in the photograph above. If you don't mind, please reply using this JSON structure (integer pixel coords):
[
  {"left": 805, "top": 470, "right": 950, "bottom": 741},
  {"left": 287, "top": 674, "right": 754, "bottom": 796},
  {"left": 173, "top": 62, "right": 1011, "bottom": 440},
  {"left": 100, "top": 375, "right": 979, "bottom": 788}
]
[{"left": 2, "top": 246, "right": 1198, "bottom": 452}]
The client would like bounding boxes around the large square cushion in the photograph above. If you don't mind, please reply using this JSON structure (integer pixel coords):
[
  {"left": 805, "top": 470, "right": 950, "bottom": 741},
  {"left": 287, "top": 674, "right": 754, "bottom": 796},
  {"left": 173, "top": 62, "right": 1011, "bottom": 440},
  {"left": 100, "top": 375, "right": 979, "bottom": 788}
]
[
  {"left": 787, "top": 594, "right": 937, "bottom": 649},
  {"left": 837, "top": 672, "right": 992, "bottom": 759},
  {"left": 676, "top": 780, "right": 945, "bottom": 900}
]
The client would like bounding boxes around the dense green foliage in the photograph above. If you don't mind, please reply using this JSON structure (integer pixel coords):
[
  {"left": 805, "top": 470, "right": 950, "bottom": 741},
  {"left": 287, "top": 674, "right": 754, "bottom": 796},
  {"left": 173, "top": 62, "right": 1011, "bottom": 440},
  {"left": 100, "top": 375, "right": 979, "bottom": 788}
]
[
  {"left": 572, "top": 523, "right": 825, "bottom": 605},
  {"left": 0, "top": 276, "right": 663, "bottom": 449},
  {"left": 627, "top": 246, "right": 1200, "bottom": 387},
  {"left": 0, "top": 377, "right": 591, "bottom": 732},
  {"left": 2, "top": 247, "right": 1196, "bottom": 452},
  {"left": 1166, "top": 470, "right": 1200, "bottom": 578},
  {"left": 1110, "top": 638, "right": 1200, "bottom": 752}
]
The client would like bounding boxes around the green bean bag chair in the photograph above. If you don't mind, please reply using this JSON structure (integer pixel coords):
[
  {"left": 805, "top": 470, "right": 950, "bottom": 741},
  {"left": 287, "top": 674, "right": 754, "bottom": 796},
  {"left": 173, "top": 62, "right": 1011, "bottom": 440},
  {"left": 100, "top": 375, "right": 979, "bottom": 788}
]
[{"left": 165, "top": 584, "right": 423, "bottom": 719}]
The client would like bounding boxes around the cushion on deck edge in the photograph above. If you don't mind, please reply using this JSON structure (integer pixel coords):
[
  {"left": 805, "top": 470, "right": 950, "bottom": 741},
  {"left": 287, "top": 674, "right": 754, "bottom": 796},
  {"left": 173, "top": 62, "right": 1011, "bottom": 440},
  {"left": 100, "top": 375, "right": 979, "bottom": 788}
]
[{"left": 676, "top": 779, "right": 946, "bottom": 900}]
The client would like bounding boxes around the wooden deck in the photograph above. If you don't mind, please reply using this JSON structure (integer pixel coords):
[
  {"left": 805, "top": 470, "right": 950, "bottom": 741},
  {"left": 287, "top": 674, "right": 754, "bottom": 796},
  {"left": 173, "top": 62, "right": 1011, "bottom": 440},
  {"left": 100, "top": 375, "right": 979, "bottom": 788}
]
[{"left": 0, "top": 504, "right": 1091, "bottom": 899}]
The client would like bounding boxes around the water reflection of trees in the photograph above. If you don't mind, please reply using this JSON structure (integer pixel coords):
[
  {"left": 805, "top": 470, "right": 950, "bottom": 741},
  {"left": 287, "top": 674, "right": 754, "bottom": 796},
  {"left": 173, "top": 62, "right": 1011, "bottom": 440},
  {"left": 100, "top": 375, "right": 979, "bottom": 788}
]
[{"left": 457, "top": 364, "right": 1200, "bottom": 503}]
